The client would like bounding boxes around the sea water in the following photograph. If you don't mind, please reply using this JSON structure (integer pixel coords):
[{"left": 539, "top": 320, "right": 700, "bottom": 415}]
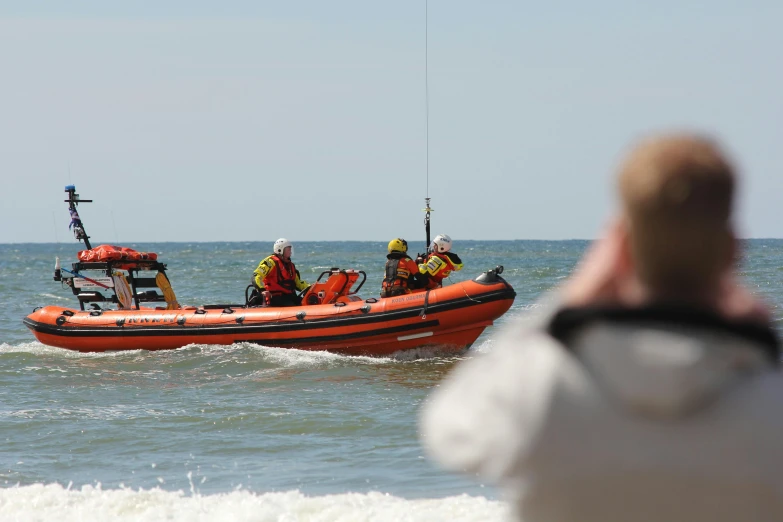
[{"left": 1, "top": 240, "right": 780, "bottom": 521}]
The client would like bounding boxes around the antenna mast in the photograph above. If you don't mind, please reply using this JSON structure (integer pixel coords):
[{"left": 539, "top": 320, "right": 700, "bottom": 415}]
[
  {"left": 423, "top": 0, "right": 433, "bottom": 249},
  {"left": 64, "top": 185, "right": 93, "bottom": 250}
]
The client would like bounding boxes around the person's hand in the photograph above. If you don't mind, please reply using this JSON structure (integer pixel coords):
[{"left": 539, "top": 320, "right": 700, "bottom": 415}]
[
  {"left": 562, "top": 218, "right": 629, "bottom": 307},
  {"left": 715, "top": 273, "right": 771, "bottom": 325}
]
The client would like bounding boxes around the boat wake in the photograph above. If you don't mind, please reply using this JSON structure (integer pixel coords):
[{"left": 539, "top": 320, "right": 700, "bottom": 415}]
[
  {"left": 189, "top": 342, "right": 470, "bottom": 366},
  {"left": 0, "top": 341, "right": 141, "bottom": 358},
  {"left": 0, "top": 339, "right": 490, "bottom": 364}
]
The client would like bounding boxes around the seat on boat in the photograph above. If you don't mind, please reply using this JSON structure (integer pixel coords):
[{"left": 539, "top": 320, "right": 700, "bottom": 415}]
[{"left": 301, "top": 268, "right": 365, "bottom": 305}]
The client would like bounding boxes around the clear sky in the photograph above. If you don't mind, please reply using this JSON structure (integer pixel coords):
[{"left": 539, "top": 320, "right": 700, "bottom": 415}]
[{"left": 2, "top": 1, "right": 781, "bottom": 244}]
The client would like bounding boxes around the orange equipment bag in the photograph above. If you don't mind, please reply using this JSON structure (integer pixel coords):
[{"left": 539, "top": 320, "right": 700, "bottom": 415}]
[{"left": 78, "top": 245, "right": 158, "bottom": 263}]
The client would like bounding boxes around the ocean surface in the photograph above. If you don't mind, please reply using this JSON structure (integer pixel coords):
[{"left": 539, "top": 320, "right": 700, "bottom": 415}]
[{"left": 2, "top": 239, "right": 781, "bottom": 521}]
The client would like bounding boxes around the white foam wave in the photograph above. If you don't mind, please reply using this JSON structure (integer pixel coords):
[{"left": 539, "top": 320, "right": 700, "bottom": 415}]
[
  {"left": 38, "top": 293, "right": 72, "bottom": 301},
  {"left": 0, "top": 342, "right": 144, "bottom": 358},
  {"left": 471, "top": 338, "right": 494, "bottom": 355},
  {"left": 513, "top": 303, "right": 544, "bottom": 312},
  {"left": 173, "top": 343, "right": 394, "bottom": 368},
  {"left": 388, "top": 346, "right": 469, "bottom": 361},
  {"left": 0, "top": 341, "right": 478, "bottom": 364},
  {"left": 0, "top": 484, "right": 508, "bottom": 522},
  {"left": 0, "top": 341, "right": 48, "bottom": 354},
  {"left": 247, "top": 344, "right": 394, "bottom": 367},
  {"left": 242, "top": 344, "right": 470, "bottom": 365}
]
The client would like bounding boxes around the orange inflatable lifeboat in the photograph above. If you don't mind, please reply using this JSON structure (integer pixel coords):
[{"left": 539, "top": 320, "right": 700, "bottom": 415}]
[
  {"left": 24, "top": 185, "right": 516, "bottom": 355},
  {"left": 24, "top": 263, "right": 515, "bottom": 356}
]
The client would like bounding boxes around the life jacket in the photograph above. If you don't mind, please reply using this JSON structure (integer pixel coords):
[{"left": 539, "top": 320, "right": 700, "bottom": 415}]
[
  {"left": 382, "top": 253, "right": 416, "bottom": 296},
  {"left": 264, "top": 255, "right": 299, "bottom": 296},
  {"left": 421, "top": 251, "right": 463, "bottom": 286}
]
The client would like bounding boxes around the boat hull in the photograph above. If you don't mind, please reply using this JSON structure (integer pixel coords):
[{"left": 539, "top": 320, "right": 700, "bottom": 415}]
[{"left": 24, "top": 278, "right": 515, "bottom": 355}]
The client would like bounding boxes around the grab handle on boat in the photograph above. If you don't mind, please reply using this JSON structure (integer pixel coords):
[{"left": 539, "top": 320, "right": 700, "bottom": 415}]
[
  {"left": 316, "top": 268, "right": 341, "bottom": 282},
  {"left": 350, "top": 271, "right": 367, "bottom": 295}
]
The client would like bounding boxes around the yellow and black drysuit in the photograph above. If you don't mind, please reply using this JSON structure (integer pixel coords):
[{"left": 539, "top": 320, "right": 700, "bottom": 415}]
[
  {"left": 252, "top": 254, "right": 309, "bottom": 307},
  {"left": 418, "top": 251, "right": 464, "bottom": 289}
]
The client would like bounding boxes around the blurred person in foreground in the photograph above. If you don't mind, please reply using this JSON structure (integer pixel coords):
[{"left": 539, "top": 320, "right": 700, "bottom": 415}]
[{"left": 420, "top": 134, "right": 783, "bottom": 522}]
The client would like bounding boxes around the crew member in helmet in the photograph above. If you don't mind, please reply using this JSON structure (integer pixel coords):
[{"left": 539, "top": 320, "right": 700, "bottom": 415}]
[
  {"left": 251, "top": 238, "right": 310, "bottom": 307},
  {"left": 418, "top": 234, "right": 463, "bottom": 289},
  {"left": 381, "top": 238, "right": 423, "bottom": 297}
]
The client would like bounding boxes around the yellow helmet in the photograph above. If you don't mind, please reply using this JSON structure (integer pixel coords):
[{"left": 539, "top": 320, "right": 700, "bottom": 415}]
[{"left": 387, "top": 238, "right": 408, "bottom": 254}]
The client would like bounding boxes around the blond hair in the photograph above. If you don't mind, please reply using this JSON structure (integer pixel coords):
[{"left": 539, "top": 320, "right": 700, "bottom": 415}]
[{"left": 618, "top": 135, "right": 735, "bottom": 294}]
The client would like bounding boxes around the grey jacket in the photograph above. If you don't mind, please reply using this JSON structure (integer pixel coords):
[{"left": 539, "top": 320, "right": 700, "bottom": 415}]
[{"left": 420, "top": 298, "right": 783, "bottom": 522}]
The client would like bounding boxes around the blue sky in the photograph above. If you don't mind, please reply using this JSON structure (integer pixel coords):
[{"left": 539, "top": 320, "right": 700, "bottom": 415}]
[{"left": 2, "top": 1, "right": 781, "bottom": 244}]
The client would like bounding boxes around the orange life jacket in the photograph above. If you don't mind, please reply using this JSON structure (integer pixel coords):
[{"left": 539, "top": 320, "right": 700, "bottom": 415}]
[
  {"left": 264, "top": 255, "right": 299, "bottom": 296},
  {"left": 382, "top": 254, "right": 418, "bottom": 296}
]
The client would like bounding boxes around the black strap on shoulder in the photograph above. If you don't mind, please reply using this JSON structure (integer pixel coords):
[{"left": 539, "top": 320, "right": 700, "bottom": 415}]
[{"left": 547, "top": 304, "right": 780, "bottom": 366}]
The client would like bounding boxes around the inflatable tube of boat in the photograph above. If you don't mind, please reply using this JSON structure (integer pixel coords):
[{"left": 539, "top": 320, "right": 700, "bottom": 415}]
[{"left": 23, "top": 274, "right": 516, "bottom": 355}]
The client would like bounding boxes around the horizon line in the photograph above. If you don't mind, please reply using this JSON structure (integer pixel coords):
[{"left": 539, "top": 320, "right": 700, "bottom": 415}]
[{"left": 3, "top": 237, "right": 782, "bottom": 246}]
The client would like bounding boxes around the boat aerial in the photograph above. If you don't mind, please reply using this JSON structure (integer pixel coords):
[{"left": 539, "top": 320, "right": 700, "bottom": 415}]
[{"left": 24, "top": 186, "right": 516, "bottom": 355}]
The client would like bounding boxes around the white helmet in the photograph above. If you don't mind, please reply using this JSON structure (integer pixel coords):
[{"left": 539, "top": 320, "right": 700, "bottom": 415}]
[
  {"left": 273, "top": 238, "right": 293, "bottom": 257},
  {"left": 430, "top": 234, "right": 452, "bottom": 253}
]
